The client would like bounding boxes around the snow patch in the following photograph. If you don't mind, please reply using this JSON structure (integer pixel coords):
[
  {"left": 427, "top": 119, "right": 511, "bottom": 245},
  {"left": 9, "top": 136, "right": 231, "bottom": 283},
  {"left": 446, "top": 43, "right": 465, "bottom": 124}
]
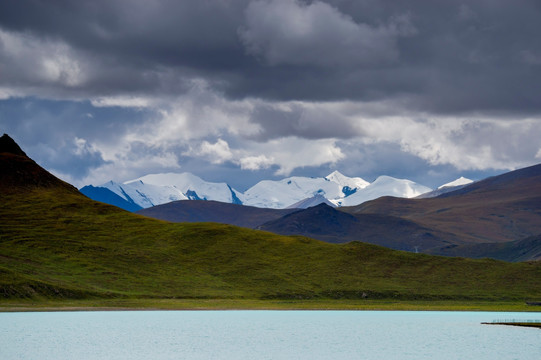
[{"left": 438, "top": 176, "right": 473, "bottom": 189}]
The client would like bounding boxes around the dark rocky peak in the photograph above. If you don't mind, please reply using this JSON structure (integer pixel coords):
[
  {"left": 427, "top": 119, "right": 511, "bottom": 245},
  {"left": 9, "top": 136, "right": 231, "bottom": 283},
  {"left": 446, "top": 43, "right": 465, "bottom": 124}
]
[
  {"left": 0, "top": 134, "right": 28, "bottom": 157},
  {"left": 0, "top": 134, "right": 78, "bottom": 194}
]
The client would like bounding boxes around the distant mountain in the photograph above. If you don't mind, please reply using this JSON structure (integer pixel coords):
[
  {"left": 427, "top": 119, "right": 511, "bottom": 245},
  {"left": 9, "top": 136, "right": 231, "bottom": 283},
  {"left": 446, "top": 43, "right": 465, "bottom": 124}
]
[
  {"left": 125, "top": 173, "right": 242, "bottom": 204},
  {"left": 82, "top": 170, "right": 434, "bottom": 210},
  {"left": 101, "top": 179, "right": 187, "bottom": 208},
  {"left": 88, "top": 172, "right": 242, "bottom": 209},
  {"left": 258, "top": 203, "right": 459, "bottom": 252},
  {"left": 324, "top": 170, "right": 370, "bottom": 195},
  {"left": 286, "top": 194, "right": 336, "bottom": 209},
  {"left": 438, "top": 176, "right": 473, "bottom": 189},
  {"left": 417, "top": 178, "right": 474, "bottom": 199},
  {"left": 137, "top": 200, "right": 296, "bottom": 228},
  {"left": 344, "top": 163, "right": 541, "bottom": 246},
  {"left": 257, "top": 202, "right": 541, "bottom": 262},
  {"left": 334, "top": 176, "right": 432, "bottom": 206},
  {"left": 241, "top": 171, "right": 369, "bottom": 208},
  {"left": 80, "top": 185, "right": 142, "bottom": 212},
  {"left": 253, "top": 164, "right": 541, "bottom": 261}
]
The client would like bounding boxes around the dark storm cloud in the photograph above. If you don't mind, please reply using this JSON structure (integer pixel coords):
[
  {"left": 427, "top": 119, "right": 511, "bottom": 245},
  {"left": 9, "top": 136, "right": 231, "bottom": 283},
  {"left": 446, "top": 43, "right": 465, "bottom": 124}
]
[
  {"left": 1, "top": 0, "right": 540, "bottom": 114},
  {"left": 248, "top": 102, "right": 360, "bottom": 140},
  {"left": 0, "top": 0, "right": 253, "bottom": 98},
  {"left": 238, "top": 0, "right": 416, "bottom": 67}
]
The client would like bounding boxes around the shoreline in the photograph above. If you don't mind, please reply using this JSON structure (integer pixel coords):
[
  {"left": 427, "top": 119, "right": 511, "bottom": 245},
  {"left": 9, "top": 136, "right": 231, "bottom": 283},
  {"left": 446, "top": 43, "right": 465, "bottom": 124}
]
[{"left": 1, "top": 299, "right": 539, "bottom": 313}]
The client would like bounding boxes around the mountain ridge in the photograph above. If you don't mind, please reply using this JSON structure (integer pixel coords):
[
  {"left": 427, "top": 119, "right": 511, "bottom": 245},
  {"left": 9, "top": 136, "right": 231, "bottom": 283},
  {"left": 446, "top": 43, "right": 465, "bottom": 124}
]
[{"left": 137, "top": 200, "right": 296, "bottom": 228}]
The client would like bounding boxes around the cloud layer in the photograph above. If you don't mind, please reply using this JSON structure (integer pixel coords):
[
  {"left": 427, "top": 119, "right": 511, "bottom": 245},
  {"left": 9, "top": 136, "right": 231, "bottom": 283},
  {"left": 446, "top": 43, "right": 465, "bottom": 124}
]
[{"left": 1, "top": 0, "right": 540, "bottom": 189}]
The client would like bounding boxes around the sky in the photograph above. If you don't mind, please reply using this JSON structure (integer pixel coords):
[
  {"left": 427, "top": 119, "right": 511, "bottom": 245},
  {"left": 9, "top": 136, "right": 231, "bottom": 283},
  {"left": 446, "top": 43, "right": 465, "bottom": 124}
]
[{"left": 1, "top": 0, "right": 541, "bottom": 192}]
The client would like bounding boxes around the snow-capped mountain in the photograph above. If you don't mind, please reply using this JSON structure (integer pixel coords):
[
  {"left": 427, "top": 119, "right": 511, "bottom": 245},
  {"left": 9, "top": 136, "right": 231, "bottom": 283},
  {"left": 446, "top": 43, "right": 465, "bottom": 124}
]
[
  {"left": 417, "top": 176, "right": 475, "bottom": 199},
  {"left": 334, "top": 176, "right": 432, "bottom": 207},
  {"left": 101, "top": 180, "right": 187, "bottom": 209},
  {"left": 96, "top": 172, "right": 242, "bottom": 209},
  {"left": 324, "top": 170, "right": 370, "bottom": 195},
  {"left": 81, "top": 170, "right": 438, "bottom": 210},
  {"left": 125, "top": 172, "right": 243, "bottom": 204},
  {"left": 242, "top": 171, "right": 369, "bottom": 209}
]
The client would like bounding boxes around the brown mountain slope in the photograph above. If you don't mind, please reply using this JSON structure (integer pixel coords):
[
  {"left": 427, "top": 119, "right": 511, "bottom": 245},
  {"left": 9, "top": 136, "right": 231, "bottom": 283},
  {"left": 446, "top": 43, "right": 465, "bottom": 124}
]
[
  {"left": 137, "top": 200, "right": 296, "bottom": 228},
  {"left": 343, "top": 163, "right": 541, "bottom": 244},
  {"left": 258, "top": 203, "right": 461, "bottom": 252}
]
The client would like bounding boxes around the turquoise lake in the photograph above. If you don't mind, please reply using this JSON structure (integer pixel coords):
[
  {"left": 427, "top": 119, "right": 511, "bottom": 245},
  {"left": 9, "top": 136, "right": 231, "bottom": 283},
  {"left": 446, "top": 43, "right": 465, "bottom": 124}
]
[{"left": 1, "top": 310, "right": 540, "bottom": 359}]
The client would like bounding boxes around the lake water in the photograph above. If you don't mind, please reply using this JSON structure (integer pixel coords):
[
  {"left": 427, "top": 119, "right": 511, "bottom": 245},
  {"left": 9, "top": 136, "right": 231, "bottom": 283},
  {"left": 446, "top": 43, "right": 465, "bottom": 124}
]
[{"left": 1, "top": 310, "right": 540, "bottom": 359}]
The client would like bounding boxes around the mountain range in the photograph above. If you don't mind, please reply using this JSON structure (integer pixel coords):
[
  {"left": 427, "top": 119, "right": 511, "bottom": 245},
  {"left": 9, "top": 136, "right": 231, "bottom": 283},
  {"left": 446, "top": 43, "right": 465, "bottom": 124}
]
[
  {"left": 81, "top": 169, "right": 465, "bottom": 211},
  {"left": 5, "top": 132, "right": 540, "bottom": 263},
  {"left": 137, "top": 163, "right": 541, "bottom": 262},
  {"left": 2, "top": 133, "right": 540, "bottom": 304}
]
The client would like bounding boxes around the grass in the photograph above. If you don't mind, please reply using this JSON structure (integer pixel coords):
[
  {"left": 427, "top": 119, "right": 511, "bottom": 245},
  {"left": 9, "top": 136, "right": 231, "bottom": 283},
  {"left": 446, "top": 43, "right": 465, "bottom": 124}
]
[
  {"left": 1, "top": 185, "right": 541, "bottom": 310},
  {"left": 1, "top": 299, "right": 539, "bottom": 312}
]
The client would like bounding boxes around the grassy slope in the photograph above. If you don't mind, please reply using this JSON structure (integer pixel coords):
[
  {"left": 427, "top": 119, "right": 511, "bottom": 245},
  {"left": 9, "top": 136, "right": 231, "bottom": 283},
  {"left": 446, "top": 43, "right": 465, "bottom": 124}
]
[{"left": 1, "top": 186, "right": 541, "bottom": 304}]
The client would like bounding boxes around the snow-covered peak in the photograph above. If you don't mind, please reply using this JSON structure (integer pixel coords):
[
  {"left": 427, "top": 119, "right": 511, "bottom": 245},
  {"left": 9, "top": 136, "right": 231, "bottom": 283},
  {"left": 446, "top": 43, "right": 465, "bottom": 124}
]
[
  {"left": 100, "top": 180, "right": 187, "bottom": 208},
  {"left": 88, "top": 171, "right": 433, "bottom": 210},
  {"left": 438, "top": 176, "right": 473, "bottom": 189},
  {"left": 126, "top": 171, "right": 243, "bottom": 203},
  {"left": 243, "top": 175, "right": 345, "bottom": 209},
  {"left": 335, "top": 176, "right": 432, "bottom": 207},
  {"left": 325, "top": 170, "right": 370, "bottom": 189},
  {"left": 96, "top": 172, "right": 243, "bottom": 208}
]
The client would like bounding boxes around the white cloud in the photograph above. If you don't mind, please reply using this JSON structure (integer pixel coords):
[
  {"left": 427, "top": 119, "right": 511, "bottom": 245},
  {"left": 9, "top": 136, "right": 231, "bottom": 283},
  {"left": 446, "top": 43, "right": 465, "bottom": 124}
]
[
  {"left": 185, "top": 139, "right": 234, "bottom": 164},
  {"left": 121, "top": 80, "right": 261, "bottom": 147},
  {"left": 354, "top": 115, "right": 541, "bottom": 171},
  {"left": 73, "top": 137, "right": 98, "bottom": 156},
  {"left": 79, "top": 146, "right": 181, "bottom": 186},
  {"left": 0, "top": 87, "right": 22, "bottom": 99},
  {"left": 239, "top": 154, "right": 275, "bottom": 170},
  {"left": 91, "top": 96, "right": 153, "bottom": 108},
  {"left": 240, "top": 137, "right": 345, "bottom": 175},
  {"left": 70, "top": 91, "right": 541, "bottom": 187},
  {"left": 239, "top": 0, "right": 415, "bottom": 67}
]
